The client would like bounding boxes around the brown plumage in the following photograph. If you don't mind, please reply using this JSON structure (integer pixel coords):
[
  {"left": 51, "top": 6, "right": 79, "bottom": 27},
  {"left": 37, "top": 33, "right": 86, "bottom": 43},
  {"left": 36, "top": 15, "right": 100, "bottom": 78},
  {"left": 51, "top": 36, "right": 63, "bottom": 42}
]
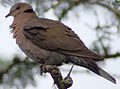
[{"left": 6, "top": 3, "right": 116, "bottom": 84}]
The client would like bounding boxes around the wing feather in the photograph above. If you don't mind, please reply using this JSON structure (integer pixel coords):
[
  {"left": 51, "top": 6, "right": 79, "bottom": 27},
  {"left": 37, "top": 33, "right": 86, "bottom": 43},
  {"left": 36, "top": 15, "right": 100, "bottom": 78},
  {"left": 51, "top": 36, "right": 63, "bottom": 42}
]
[{"left": 23, "top": 18, "right": 103, "bottom": 60}]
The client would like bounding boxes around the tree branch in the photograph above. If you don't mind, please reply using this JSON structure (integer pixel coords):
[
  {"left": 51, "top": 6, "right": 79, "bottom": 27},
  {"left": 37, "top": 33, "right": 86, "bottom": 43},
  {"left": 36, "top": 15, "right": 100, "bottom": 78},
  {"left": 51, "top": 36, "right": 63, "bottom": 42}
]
[
  {"left": 94, "top": 1, "right": 120, "bottom": 19},
  {"left": 0, "top": 57, "right": 36, "bottom": 80},
  {"left": 104, "top": 52, "right": 120, "bottom": 59},
  {"left": 41, "top": 65, "right": 73, "bottom": 89}
]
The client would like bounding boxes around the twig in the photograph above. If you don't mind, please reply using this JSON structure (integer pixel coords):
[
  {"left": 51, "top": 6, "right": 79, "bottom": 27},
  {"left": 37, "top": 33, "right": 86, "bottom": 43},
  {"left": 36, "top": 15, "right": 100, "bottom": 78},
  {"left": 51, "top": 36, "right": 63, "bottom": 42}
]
[
  {"left": 104, "top": 52, "right": 120, "bottom": 59},
  {"left": 94, "top": 1, "right": 120, "bottom": 19}
]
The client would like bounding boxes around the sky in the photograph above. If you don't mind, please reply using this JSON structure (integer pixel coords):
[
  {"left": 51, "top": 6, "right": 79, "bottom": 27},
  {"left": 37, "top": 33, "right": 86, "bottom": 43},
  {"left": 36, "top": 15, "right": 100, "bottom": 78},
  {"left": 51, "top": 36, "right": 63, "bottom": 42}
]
[{"left": 0, "top": 4, "right": 120, "bottom": 89}]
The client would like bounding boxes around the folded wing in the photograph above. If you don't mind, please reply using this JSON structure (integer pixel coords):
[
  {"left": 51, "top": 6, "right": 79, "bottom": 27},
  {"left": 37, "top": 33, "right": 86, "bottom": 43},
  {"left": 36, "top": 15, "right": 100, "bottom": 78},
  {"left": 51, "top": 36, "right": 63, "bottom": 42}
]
[{"left": 23, "top": 18, "right": 103, "bottom": 61}]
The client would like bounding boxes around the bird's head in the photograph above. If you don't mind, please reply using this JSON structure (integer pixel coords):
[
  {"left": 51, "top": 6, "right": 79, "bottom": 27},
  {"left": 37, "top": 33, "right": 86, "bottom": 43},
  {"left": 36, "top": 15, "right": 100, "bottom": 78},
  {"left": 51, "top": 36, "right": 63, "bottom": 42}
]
[{"left": 5, "top": 3, "right": 34, "bottom": 18}]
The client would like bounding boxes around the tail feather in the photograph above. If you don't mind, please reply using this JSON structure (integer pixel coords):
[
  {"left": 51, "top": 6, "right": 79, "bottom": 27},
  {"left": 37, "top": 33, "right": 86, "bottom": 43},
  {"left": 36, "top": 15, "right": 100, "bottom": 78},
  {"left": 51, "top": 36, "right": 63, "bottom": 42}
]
[
  {"left": 67, "top": 56, "right": 116, "bottom": 84},
  {"left": 98, "top": 68, "right": 116, "bottom": 84}
]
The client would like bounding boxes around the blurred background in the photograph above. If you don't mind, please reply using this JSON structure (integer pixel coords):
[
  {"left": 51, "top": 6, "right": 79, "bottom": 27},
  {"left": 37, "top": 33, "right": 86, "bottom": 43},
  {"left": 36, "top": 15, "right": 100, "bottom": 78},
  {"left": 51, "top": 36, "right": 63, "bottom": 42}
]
[{"left": 0, "top": 0, "right": 120, "bottom": 89}]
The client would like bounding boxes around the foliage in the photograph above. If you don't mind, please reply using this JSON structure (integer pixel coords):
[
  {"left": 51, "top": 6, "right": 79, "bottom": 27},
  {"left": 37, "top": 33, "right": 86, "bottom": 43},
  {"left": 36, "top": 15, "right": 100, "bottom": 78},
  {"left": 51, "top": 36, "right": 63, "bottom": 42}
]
[{"left": 0, "top": 57, "right": 38, "bottom": 89}]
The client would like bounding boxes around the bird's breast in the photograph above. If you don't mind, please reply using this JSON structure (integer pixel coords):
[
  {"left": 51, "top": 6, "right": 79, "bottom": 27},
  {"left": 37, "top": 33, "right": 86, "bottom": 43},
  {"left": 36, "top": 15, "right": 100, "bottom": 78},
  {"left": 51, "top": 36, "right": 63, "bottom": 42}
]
[{"left": 13, "top": 26, "right": 49, "bottom": 63}]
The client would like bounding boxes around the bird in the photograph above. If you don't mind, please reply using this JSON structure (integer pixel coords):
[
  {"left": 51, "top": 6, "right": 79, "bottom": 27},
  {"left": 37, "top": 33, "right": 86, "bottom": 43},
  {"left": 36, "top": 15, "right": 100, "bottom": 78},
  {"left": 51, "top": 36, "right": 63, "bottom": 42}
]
[{"left": 5, "top": 3, "right": 116, "bottom": 84}]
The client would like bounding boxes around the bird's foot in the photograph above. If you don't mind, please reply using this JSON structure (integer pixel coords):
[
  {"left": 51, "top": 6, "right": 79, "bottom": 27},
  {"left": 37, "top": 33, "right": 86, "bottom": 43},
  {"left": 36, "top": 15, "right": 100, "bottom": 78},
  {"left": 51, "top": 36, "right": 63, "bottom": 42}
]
[
  {"left": 39, "top": 64, "right": 59, "bottom": 76},
  {"left": 39, "top": 64, "right": 44, "bottom": 75}
]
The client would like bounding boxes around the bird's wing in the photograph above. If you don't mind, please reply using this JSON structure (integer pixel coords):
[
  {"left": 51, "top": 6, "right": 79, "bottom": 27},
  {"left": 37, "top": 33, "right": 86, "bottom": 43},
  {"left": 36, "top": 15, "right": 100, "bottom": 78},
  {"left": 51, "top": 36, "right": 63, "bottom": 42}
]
[{"left": 23, "top": 18, "right": 103, "bottom": 60}]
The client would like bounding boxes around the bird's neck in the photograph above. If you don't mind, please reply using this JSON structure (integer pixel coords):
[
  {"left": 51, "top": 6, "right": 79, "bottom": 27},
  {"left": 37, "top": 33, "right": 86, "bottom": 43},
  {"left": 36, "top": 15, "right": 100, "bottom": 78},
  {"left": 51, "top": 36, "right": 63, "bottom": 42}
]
[{"left": 10, "top": 13, "right": 37, "bottom": 28}]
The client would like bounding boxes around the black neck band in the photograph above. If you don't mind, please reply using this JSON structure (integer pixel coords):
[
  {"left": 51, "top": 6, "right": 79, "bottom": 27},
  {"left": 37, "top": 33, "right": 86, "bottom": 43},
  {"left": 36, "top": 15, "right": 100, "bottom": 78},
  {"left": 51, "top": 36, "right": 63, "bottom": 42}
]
[{"left": 24, "top": 9, "right": 34, "bottom": 13}]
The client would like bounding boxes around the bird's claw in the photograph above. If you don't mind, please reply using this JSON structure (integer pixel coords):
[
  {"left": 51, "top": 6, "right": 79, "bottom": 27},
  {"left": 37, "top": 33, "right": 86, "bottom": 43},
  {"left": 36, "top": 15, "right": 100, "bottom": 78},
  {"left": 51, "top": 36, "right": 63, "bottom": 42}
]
[
  {"left": 39, "top": 64, "right": 59, "bottom": 75},
  {"left": 39, "top": 64, "right": 44, "bottom": 75}
]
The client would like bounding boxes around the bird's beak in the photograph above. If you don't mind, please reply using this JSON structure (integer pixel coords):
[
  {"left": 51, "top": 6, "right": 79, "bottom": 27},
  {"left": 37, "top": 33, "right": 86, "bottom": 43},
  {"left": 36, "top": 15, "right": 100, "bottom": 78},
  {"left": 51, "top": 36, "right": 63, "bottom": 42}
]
[{"left": 5, "top": 12, "right": 11, "bottom": 18}]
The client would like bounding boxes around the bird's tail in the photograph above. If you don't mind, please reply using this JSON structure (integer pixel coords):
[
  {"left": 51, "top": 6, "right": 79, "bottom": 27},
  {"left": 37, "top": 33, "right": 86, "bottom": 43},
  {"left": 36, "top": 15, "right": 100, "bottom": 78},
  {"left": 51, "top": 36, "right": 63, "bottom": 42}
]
[{"left": 67, "top": 56, "right": 116, "bottom": 84}]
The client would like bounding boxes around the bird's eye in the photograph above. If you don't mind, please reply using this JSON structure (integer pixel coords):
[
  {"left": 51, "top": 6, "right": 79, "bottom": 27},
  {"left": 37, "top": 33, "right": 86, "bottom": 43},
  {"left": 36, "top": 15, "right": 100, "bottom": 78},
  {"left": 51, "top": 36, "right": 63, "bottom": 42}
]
[{"left": 16, "top": 6, "right": 20, "bottom": 10}]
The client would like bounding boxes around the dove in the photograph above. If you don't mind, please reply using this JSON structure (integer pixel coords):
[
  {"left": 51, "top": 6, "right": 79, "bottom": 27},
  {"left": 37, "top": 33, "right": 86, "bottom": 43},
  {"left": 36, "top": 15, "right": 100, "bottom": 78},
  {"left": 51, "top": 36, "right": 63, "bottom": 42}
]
[{"left": 6, "top": 3, "right": 116, "bottom": 84}]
